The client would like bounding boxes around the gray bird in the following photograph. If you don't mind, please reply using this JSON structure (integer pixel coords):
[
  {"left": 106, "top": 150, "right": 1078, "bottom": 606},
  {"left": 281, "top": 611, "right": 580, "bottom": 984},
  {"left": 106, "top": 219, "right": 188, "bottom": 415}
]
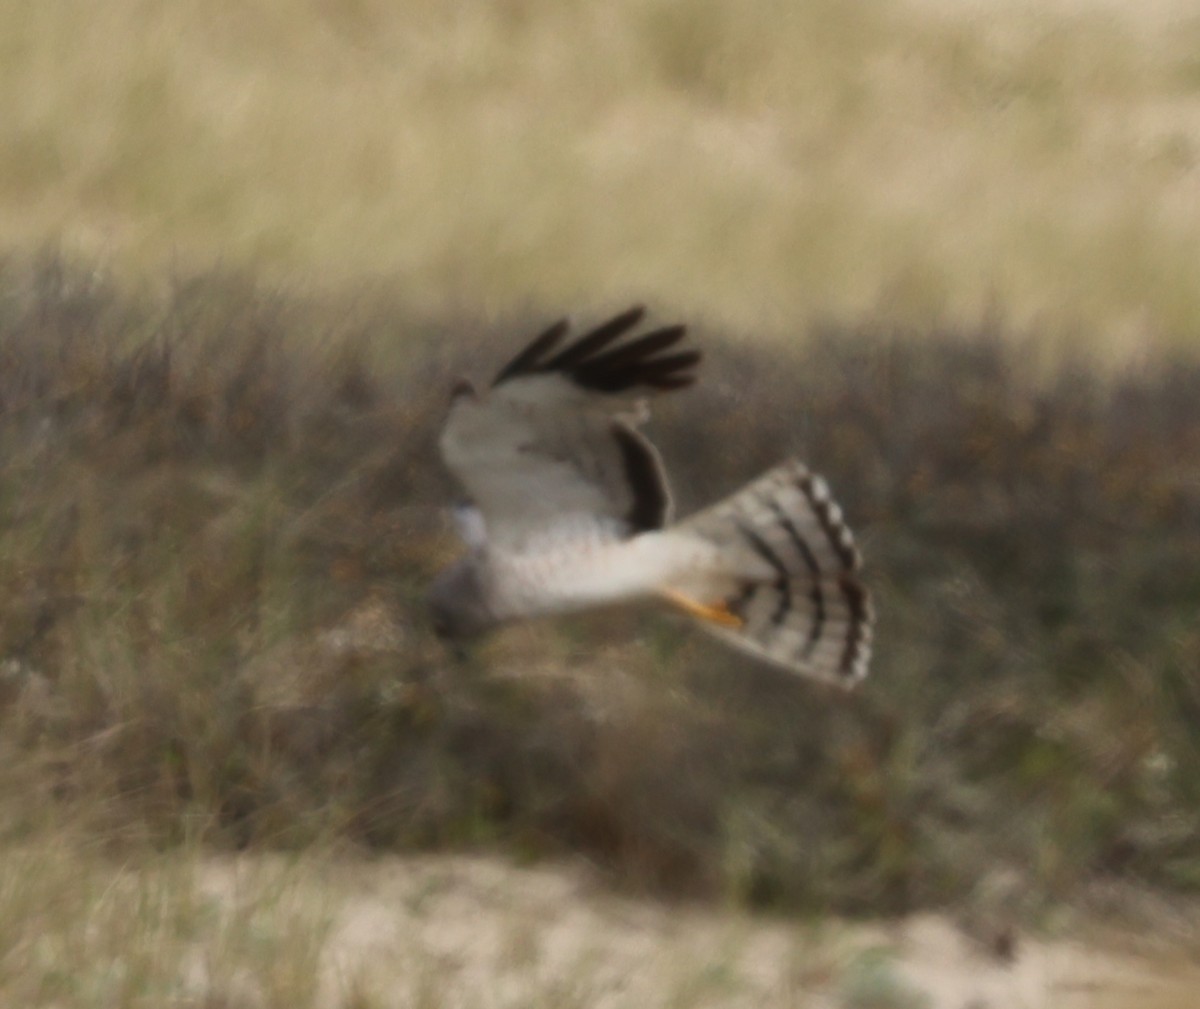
[{"left": 429, "top": 307, "right": 872, "bottom": 685}]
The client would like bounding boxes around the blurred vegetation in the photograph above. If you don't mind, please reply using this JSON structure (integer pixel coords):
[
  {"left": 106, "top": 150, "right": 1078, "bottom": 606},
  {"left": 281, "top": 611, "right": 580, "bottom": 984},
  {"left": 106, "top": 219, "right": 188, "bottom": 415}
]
[
  {"left": 0, "top": 255, "right": 1198, "bottom": 921},
  {"left": 3, "top": 0, "right": 1200, "bottom": 355}
]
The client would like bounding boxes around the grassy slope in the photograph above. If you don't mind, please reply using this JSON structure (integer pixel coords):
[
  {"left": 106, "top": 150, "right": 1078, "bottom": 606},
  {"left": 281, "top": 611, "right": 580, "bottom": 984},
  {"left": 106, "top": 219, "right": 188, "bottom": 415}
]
[
  {"left": 3, "top": 0, "right": 1200, "bottom": 354},
  {"left": 1, "top": 258, "right": 1198, "bottom": 919}
]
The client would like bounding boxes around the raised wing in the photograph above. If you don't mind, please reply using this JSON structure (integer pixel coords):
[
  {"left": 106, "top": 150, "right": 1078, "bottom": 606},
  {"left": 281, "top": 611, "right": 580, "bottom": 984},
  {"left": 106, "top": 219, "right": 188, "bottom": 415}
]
[{"left": 438, "top": 307, "right": 699, "bottom": 551}]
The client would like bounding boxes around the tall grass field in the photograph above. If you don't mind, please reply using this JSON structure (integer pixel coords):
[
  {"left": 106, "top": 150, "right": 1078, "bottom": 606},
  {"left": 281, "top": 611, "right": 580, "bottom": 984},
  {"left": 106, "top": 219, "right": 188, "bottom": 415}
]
[
  {"left": 3, "top": 0, "right": 1200, "bottom": 354},
  {"left": 2, "top": 0, "right": 1199, "bottom": 1005}
]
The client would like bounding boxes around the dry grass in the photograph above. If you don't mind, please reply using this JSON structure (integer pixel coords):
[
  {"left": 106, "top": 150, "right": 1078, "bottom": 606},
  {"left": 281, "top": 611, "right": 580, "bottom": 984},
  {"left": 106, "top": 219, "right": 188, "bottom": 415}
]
[
  {"left": 0, "top": 837, "right": 334, "bottom": 1008},
  {"left": 3, "top": 0, "right": 1200, "bottom": 356},
  {"left": 1, "top": 255, "right": 1198, "bottom": 923},
  {"left": 1, "top": 254, "right": 1199, "bottom": 1003},
  {"left": 6, "top": 2, "right": 1200, "bottom": 994}
]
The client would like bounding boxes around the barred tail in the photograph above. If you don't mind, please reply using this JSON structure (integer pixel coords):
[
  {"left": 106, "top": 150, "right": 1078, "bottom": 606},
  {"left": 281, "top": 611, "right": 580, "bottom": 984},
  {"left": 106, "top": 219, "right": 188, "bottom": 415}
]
[{"left": 677, "top": 459, "right": 873, "bottom": 686}]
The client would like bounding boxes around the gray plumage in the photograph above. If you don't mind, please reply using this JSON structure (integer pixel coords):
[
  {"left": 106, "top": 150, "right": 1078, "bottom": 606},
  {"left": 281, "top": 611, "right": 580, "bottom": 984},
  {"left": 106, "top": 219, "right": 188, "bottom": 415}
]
[{"left": 430, "top": 308, "right": 874, "bottom": 686}]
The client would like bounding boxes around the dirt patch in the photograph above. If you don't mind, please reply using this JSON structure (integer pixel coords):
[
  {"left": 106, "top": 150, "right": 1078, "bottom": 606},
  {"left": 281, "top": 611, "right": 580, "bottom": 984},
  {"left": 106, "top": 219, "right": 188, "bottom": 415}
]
[{"left": 201, "top": 853, "right": 1200, "bottom": 1008}]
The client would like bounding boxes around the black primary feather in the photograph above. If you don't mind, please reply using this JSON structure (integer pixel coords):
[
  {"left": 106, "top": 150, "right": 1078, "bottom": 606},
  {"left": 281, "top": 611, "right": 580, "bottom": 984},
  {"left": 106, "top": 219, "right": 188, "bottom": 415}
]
[
  {"left": 492, "top": 308, "right": 700, "bottom": 393},
  {"left": 491, "top": 318, "right": 570, "bottom": 386},
  {"left": 542, "top": 305, "right": 646, "bottom": 371}
]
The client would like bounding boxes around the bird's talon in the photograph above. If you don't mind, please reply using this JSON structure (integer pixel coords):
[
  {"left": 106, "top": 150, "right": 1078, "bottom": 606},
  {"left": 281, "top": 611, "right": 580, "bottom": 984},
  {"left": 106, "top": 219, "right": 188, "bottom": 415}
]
[{"left": 660, "top": 588, "right": 744, "bottom": 628}]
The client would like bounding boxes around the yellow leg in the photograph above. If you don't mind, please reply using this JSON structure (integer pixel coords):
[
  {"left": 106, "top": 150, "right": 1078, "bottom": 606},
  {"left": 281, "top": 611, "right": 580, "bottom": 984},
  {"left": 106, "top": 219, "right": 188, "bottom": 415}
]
[{"left": 659, "top": 588, "right": 744, "bottom": 629}]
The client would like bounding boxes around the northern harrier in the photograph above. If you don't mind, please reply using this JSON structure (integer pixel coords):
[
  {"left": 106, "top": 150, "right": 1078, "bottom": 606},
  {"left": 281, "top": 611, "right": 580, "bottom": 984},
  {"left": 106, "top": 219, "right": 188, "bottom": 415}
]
[{"left": 429, "top": 307, "right": 873, "bottom": 685}]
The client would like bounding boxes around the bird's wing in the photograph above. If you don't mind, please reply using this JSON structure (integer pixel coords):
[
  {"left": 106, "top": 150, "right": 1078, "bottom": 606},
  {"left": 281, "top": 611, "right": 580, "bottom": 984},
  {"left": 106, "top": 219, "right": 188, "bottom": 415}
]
[{"left": 438, "top": 307, "right": 700, "bottom": 552}]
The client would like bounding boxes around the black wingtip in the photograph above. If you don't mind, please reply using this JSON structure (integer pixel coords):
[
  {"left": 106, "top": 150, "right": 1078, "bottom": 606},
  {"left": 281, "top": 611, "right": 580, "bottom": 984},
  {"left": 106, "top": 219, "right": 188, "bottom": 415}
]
[
  {"left": 543, "top": 306, "right": 646, "bottom": 372},
  {"left": 492, "top": 308, "right": 699, "bottom": 394},
  {"left": 491, "top": 317, "right": 570, "bottom": 387}
]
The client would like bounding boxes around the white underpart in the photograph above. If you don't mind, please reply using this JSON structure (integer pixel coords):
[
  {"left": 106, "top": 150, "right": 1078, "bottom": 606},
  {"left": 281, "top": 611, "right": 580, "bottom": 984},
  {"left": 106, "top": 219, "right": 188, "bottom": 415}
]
[{"left": 483, "top": 526, "right": 752, "bottom": 621}]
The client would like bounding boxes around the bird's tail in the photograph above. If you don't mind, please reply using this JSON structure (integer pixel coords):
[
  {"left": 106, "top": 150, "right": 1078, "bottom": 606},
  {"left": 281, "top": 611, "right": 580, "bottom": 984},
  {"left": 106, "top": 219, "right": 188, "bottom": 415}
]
[{"left": 671, "top": 459, "right": 873, "bottom": 686}]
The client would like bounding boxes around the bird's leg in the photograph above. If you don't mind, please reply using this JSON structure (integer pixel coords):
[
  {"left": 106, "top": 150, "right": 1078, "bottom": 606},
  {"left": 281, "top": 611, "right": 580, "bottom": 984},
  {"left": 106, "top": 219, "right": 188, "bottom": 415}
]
[{"left": 659, "top": 587, "right": 744, "bottom": 629}]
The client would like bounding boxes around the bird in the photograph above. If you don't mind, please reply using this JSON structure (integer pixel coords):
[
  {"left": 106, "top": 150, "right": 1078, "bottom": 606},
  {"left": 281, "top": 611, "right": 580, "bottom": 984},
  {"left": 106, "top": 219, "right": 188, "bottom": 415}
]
[{"left": 428, "top": 306, "right": 873, "bottom": 686}]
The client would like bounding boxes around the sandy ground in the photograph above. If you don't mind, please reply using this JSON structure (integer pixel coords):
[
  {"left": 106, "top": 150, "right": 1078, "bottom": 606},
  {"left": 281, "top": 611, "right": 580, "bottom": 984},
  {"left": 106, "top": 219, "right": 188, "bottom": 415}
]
[{"left": 201, "top": 854, "right": 1200, "bottom": 1009}]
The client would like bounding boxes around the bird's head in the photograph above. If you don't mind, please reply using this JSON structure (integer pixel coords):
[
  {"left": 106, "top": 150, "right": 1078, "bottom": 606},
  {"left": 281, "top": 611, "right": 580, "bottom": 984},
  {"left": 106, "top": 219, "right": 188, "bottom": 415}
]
[{"left": 427, "top": 558, "right": 496, "bottom": 642}]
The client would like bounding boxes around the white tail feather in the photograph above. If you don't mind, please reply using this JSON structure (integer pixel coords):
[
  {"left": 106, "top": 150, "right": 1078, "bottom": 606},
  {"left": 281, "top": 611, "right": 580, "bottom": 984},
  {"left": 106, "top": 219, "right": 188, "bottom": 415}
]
[{"left": 677, "top": 459, "right": 873, "bottom": 686}]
